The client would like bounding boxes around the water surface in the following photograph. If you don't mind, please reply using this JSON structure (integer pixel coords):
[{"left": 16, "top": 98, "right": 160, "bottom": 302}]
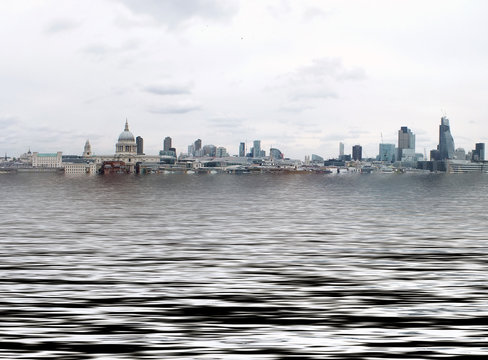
[{"left": 1, "top": 173, "right": 487, "bottom": 359}]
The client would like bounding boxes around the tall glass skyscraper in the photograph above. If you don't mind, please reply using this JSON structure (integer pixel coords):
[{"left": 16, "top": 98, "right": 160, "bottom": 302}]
[
  {"left": 253, "top": 140, "right": 261, "bottom": 158},
  {"left": 438, "top": 116, "right": 455, "bottom": 160},
  {"left": 239, "top": 142, "right": 245, "bottom": 157}
]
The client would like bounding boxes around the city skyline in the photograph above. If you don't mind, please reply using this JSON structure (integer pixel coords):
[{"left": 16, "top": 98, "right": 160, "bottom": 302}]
[{"left": 1, "top": 1, "right": 488, "bottom": 158}]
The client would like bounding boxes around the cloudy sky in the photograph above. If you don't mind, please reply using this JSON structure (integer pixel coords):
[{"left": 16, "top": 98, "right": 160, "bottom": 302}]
[{"left": 1, "top": 0, "right": 488, "bottom": 159}]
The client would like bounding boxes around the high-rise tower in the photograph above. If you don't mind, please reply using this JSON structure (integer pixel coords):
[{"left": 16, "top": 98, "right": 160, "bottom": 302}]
[
  {"left": 253, "top": 140, "right": 261, "bottom": 158},
  {"left": 438, "top": 116, "right": 455, "bottom": 160},
  {"left": 397, "top": 127, "right": 415, "bottom": 161},
  {"left": 239, "top": 142, "right": 245, "bottom": 157},
  {"left": 136, "top": 136, "right": 144, "bottom": 155},
  {"left": 163, "top": 137, "right": 172, "bottom": 152}
]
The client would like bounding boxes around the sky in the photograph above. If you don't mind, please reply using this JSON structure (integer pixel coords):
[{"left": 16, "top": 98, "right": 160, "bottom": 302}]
[{"left": 1, "top": 0, "right": 488, "bottom": 159}]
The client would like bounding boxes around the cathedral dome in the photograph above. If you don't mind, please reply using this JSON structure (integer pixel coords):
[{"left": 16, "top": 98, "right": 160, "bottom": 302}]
[{"left": 118, "top": 120, "right": 135, "bottom": 142}]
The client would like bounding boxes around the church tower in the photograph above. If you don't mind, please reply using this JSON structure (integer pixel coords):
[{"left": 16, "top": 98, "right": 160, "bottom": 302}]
[{"left": 83, "top": 140, "right": 92, "bottom": 157}]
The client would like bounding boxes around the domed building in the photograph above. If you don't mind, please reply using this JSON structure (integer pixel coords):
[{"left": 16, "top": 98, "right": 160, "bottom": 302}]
[
  {"left": 82, "top": 119, "right": 160, "bottom": 174},
  {"left": 116, "top": 120, "right": 137, "bottom": 155}
]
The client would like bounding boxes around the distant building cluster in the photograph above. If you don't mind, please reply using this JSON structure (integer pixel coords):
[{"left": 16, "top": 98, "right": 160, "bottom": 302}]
[{"left": 1, "top": 116, "right": 486, "bottom": 174}]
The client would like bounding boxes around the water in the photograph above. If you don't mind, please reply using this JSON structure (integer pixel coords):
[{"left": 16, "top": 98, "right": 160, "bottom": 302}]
[{"left": 1, "top": 172, "right": 487, "bottom": 359}]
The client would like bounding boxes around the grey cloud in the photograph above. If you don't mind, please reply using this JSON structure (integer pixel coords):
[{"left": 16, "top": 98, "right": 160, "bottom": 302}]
[
  {"left": 292, "top": 58, "right": 366, "bottom": 84},
  {"left": 208, "top": 117, "right": 245, "bottom": 128},
  {"left": 149, "top": 103, "right": 202, "bottom": 114},
  {"left": 82, "top": 39, "right": 141, "bottom": 58},
  {"left": 143, "top": 84, "right": 192, "bottom": 95},
  {"left": 117, "top": 0, "right": 239, "bottom": 28},
  {"left": 45, "top": 19, "right": 81, "bottom": 34}
]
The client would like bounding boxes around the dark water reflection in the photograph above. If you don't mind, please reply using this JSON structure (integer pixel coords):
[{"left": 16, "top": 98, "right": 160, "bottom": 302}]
[{"left": 1, "top": 173, "right": 488, "bottom": 359}]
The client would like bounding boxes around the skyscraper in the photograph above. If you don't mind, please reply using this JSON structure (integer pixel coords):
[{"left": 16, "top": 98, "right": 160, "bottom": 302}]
[
  {"left": 472, "top": 143, "right": 485, "bottom": 162},
  {"left": 397, "top": 127, "right": 415, "bottom": 161},
  {"left": 194, "top": 139, "right": 202, "bottom": 152},
  {"left": 339, "top": 142, "right": 344, "bottom": 157},
  {"left": 163, "top": 137, "right": 172, "bottom": 151},
  {"left": 352, "top": 145, "right": 362, "bottom": 161},
  {"left": 239, "top": 142, "right": 245, "bottom": 157},
  {"left": 136, "top": 136, "right": 144, "bottom": 155},
  {"left": 253, "top": 140, "right": 261, "bottom": 158},
  {"left": 438, "top": 117, "right": 455, "bottom": 160}
]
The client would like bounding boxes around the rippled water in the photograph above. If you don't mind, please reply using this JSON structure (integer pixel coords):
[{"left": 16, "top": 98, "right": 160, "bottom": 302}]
[{"left": 1, "top": 172, "right": 488, "bottom": 359}]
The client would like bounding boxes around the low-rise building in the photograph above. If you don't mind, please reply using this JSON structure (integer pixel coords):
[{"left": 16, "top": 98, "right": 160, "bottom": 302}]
[{"left": 32, "top": 152, "right": 62, "bottom": 168}]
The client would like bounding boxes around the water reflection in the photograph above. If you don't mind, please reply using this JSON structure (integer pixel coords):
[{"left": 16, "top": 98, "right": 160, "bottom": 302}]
[{"left": 1, "top": 173, "right": 487, "bottom": 359}]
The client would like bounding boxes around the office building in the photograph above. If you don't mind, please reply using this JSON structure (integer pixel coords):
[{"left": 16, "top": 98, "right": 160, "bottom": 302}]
[
  {"left": 339, "top": 142, "right": 344, "bottom": 157},
  {"left": 352, "top": 145, "right": 362, "bottom": 161},
  {"left": 253, "top": 140, "right": 261, "bottom": 158},
  {"left": 311, "top": 154, "right": 324, "bottom": 163},
  {"left": 163, "top": 137, "right": 172, "bottom": 151},
  {"left": 216, "top": 147, "right": 228, "bottom": 158},
  {"left": 438, "top": 116, "right": 455, "bottom": 160},
  {"left": 194, "top": 139, "right": 202, "bottom": 152},
  {"left": 239, "top": 142, "right": 246, "bottom": 157},
  {"left": 136, "top": 136, "right": 144, "bottom": 155},
  {"left": 455, "top": 148, "right": 466, "bottom": 160},
  {"left": 397, "top": 126, "right": 415, "bottom": 161},
  {"left": 203, "top": 144, "right": 216, "bottom": 157},
  {"left": 32, "top": 152, "right": 63, "bottom": 168},
  {"left": 270, "top": 148, "right": 284, "bottom": 160},
  {"left": 379, "top": 143, "right": 395, "bottom": 162},
  {"left": 472, "top": 143, "right": 485, "bottom": 162}
]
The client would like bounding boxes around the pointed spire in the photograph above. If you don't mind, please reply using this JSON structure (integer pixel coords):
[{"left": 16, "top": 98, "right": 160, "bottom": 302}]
[{"left": 125, "top": 118, "right": 129, "bottom": 131}]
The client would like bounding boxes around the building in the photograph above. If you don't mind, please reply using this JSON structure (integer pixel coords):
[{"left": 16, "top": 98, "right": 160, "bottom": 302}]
[
  {"left": 472, "top": 143, "right": 485, "bottom": 162},
  {"left": 379, "top": 143, "right": 395, "bottom": 162},
  {"left": 32, "top": 152, "right": 62, "bottom": 168},
  {"left": 83, "top": 140, "right": 92, "bottom": 157},
  {"left": 455, "top": 148, "right": 466, "bottom": 160},
  {"left": 62, "top": 154, "right": 97, "bottom": 174},
  {"left": 163, "top": 137, "right": 172, "bottom": 152},
  {"left": 438, "top": 116, "right": 455, "bottom": 160},
  {"left": 311, "top": 154, "right": 323, "bottom": 163},
  {"left": 239, "top": 142, "right": 245, "bottom": 157},
  {"left": 90, "top": 120, "right": 159, "bottom": 174},
  {"left": 136, "top": 136, "right": 144, "bottom": 155},
  {"left": 216, "top": 147, "right": 228, "bottom": 158},
  {"left": 397, "top": 126, "right": 415, "bottom": 161},
  {"left": 194, "top": 139, "right": 202, "bottom": 153},
  {"left": 339, "top": 142, "right": 344, "bottom": 157},
  {"left": 203, "top": 144, "right": 217, "bottom": 157},
  {"left": 352, "top": 145, "right": 362, "bottom": 161},
  {"left": 270, "top": 148, "right": 284, "bottom": 160},
  {"left": 253, "top": 140, "right": 261, "bottom": 158},
  {"left": 116, "top": 120, "right": 137, "bottom": 155}
]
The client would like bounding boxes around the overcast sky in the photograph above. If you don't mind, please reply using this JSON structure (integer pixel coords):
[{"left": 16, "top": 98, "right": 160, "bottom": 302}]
[{"left": 1, "top": 0, "right": 488, "bottom": 159}]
